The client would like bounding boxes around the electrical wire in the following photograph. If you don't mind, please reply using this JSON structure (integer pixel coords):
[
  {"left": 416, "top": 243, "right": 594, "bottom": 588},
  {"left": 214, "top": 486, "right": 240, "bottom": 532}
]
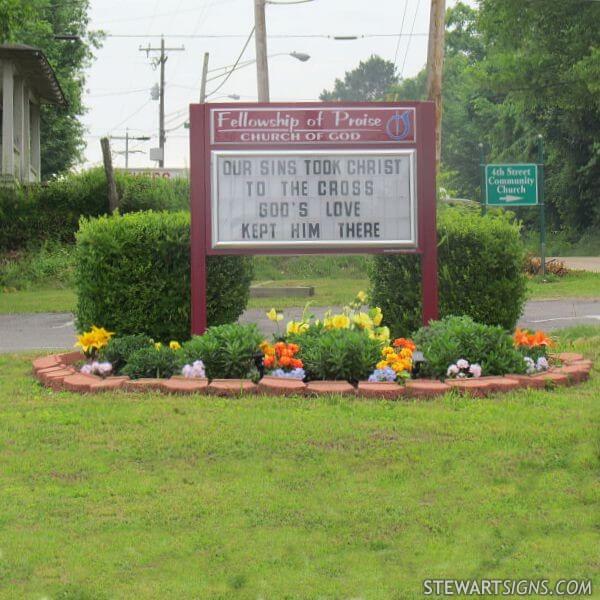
[
  {"left": 108, "top": 99, "right": 152, "bottom": 134},
  {"left": 400, "top": 0, "right": 421, "bottom": 79},
  {"left": 393, "top": 1, "right": 410, "bottom": 68},
  {"left": 205, "top": 26, "right": 255, "bottom": 98}
]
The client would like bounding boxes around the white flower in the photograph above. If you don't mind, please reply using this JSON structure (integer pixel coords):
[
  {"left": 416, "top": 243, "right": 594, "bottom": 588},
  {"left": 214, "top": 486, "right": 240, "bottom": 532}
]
[
  {"left": 447, "top": 364, "right": 459, "bottom": 377},
  {"left": 456, "top": 358, "right": 469, "bottom": 370},
  {"left": 182, "top": 360, "right": 206, "bottom": 378},
  {"left": 469, "top": 363, "right": 482, "bottom": 378}
]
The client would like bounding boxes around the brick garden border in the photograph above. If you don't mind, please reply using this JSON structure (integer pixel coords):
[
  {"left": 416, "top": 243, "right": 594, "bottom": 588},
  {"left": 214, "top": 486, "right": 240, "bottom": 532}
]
[{"left": 31, "top": 351, "right": 593, "bottom": 399}]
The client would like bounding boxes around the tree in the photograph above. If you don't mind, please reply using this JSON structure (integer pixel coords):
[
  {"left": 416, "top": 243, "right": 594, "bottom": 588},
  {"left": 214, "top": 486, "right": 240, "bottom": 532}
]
[
  {"left": 320, "top": 55, "right": 398, "bottom": 101},
  {"left": 0, "top": 0, "right": 100, "bottom": 179}
]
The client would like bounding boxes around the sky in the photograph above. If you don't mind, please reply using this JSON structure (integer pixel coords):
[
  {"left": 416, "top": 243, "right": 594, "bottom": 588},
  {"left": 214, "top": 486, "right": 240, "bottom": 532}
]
[{"left": 82, "top": 0, "right": 463, "bottom": 169}]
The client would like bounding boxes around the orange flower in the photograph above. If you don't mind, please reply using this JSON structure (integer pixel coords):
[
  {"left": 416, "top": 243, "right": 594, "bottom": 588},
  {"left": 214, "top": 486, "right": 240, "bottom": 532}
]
[
  {"left": 291, "top": 357, "right": 303, "bottom": 369},
  {"left": 288, "top": 343, "right": 299, "bottom": 355},
  {"left": 279, "top": 355, "right": 292, "bottom": 368},
  {"left": 393, "top": 337, "right": 416, "bottom": 351},
  {"left": 263, "top": 355, "right": 275, "bottom": 368},
  {"left": 531, "top": 330, "right": 553, "bottom": 347}
]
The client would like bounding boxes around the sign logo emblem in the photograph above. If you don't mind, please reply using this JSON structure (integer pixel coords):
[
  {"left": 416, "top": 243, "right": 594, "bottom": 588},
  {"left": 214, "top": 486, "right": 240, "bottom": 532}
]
[{"left": 385, "top": 111, "right": 412, "bottom": 141}]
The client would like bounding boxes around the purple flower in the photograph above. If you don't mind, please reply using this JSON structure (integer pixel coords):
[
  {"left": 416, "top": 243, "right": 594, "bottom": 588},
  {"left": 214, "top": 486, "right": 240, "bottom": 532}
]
[
  {"left": 367, "top": 367, "right": 397, "bottom": 382},
  {"left": 469, "top": 363, "right": 482, "bottom": 378},
  {"left": 536, "top": 357, "right": 549, "bottom": 371},
  {"left": 271, "top": 367, "right": 305, "bottom": 380},
  {"left": 80, "top": 361, "right": 112, "bottom": 377}
]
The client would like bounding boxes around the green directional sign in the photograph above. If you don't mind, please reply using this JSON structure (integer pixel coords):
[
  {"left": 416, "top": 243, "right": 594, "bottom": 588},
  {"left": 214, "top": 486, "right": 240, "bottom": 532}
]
[{"left": 485, "top": 163, "right": 538, "bottom": 206}]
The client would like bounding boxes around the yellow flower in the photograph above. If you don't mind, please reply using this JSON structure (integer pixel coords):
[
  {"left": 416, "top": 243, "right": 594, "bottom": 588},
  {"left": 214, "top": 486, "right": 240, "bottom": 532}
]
[
  {"left": 75, "top": 331, "right": 98, "bottom": 353},
  {"left": 169, "top": 341, "right": 181, "bottom": 350},
  {"left": 331, "top": 314, "right": 351, "bottom": 329},
  {"left": 287, "top": 320, "right": 309, "bottom": 335},
  {"left": 382, "top": 346, "right": 395, "bottom": 357},
  {"left": 374, "top": 326, "right": 390, "bottom": 343},
  {"left": 154, "top": 342, "right": 162, "bottom": 350},
  {"left": 75, "top": 326, "right": 114, "bottom": 353},
  {"left": 356, "top": 290, "right": 367, "bottom": 303},
  {"left": 91, "top": 326, "right": 114, "bottom": 348},
  {"left": 371, "top": 307, "right": 383, "bottom": 326},
  {"left": 353, "top": 312, "right": 373, "bottom": 330},
  {"left": 399, "top": 347, "right": 413, "bottom": 359},
  {"left": 323, "top": 317, "right": 333, "bottom": 329},
  {"left": 376, "top": 360, "right": 388, "bottom": 370},
  {"left": 267, "top": 308, "right": 283, "bottom": 322}
]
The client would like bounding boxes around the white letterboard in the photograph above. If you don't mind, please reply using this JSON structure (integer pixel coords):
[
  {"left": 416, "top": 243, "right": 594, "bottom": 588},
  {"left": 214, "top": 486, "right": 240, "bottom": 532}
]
[{"left": 210, "top": 150, "right": 417, "bottom": 250}]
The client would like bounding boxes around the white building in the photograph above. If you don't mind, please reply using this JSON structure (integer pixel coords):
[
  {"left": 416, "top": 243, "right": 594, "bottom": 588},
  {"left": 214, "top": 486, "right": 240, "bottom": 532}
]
[{"left": 0, "top": 44, "right": 67, "bottom": 184}]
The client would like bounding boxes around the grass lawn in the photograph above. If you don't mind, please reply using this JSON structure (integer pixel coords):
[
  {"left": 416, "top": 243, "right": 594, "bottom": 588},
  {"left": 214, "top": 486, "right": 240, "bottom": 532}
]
[
  {"left": 0, "top": 328, "right": 598, "bottom": 598},
  {"left": 0, "top": 286, "right": 76, "bottom": 314},
  {"left": 527, "top": 271, "right": 600, "bottom": 300},
  {"left": 248, "top": 278, "right": 367, "bottom": 309}
]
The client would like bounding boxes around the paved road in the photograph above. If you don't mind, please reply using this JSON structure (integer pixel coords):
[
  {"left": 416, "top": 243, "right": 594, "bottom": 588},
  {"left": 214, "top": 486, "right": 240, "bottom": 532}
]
[
  {"left": 550, "top": 257, "right": 600, "bottom": 273},
  {"left": 2, "top": 299, "right": 600, "bottom": 353}
]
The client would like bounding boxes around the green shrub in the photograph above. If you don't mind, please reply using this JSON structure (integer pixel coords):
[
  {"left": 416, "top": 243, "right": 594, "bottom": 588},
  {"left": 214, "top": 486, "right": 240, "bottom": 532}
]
[
  {"left": 296, "top": 328, "right": 382, "bottom": 382},
  {"left": 75, "top": 211, "right": 253, "bottom": 341},
  {"left": 181, "top": 323, "right": 262, "bottom": 379},
  {"left": 413, "top": 315, "right": 526, "bottom": 379},
  {"left": 369, "top": 206, "right": 528, "bottom": 335},
  {"left": 121, "top": 345, "right": 181, "bottom": 379},
  {"left": 100, "top": 333, "right": 154, "bottom": 373},
  {"left": 0, "top": 169, "right": 189, "bottom": 252},
  {"left": 116, "top": 172, "right": 189, "bottom": 213}
]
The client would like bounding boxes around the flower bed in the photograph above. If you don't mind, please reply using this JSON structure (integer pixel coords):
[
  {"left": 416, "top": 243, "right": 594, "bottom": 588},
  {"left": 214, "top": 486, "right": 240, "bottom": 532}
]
[
  {"left": 31, "top": 294, "right": 593, "bottom": 399},
  {"left": 32, "top": 350, "right": 592, "bottom": 398}
]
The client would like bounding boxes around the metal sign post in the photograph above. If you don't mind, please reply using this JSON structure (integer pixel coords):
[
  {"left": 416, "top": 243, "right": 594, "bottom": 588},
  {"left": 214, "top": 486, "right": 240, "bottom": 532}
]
[
  {"left": 537, "top": 135, "right": 546, "bottom": 277},
  {"left": 190, "top": 102, "right": 439, "bottom": 334}
]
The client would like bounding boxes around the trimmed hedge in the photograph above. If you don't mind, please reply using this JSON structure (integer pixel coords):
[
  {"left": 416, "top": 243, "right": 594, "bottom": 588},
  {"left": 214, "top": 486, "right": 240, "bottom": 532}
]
[
  {"left": 75, "top": 211, "right": 253, "bottom": 341},
  {"left": 0, "top": 168, "right": 189, "bottom": 251},
  {"left": 369, "top": 206, "right": 527, "bottom": 335}
]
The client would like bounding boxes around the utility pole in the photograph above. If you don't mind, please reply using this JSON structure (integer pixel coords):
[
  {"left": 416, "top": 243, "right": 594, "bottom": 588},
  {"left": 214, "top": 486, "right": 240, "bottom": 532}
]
[
  {"left": 110, "top": 129, "right": 151, "bottom": 169},
  {"left": 140, "top": 37, "right": 184, "bottom": 167},
  {"left": 100, "top": 137, "right": 119, "bottom": 212},
  {"left": 426, "top": 0, "right": 446, "bottom": 174},
  {"left": 254, "top": 0, "right": 270, "bottom": 102},
  {"left": 199, "top": 52, "right": 210, "bottom": 103}
]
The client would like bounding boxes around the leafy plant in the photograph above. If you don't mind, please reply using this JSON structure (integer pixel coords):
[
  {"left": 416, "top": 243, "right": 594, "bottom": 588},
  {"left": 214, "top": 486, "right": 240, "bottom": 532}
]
[
  {"left": 181, "top": 323, "right": 263, "bottom": 379},
  {"left": 121, "top": 346, "right": 181, "bottom": 379},
  {"left": 75, "top": 211, "right": 253, "bottom": 341},
  {"left": 413, "top": 315, "right": 526, "bottom": 379},
  {"left": 100, "top": 334, "right": 154, "bottom": 373},
  {"left": 297, "top": 328, "right": 382, "bottom": 383}
]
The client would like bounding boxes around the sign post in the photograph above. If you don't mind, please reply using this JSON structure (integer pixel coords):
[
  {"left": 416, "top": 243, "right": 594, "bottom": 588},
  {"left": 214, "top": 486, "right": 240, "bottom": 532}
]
[
  {"left": 190, "top": 102, "right": 438, "bottom": 334},
  {"left": 483, "top": 143, "right": 546, "bottom": 276}
]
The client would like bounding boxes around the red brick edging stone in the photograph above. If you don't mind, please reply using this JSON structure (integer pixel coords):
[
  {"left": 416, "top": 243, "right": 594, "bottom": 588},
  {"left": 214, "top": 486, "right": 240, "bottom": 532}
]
[{"left": 31, "top": 351, "right": 593, "bottom": 399}]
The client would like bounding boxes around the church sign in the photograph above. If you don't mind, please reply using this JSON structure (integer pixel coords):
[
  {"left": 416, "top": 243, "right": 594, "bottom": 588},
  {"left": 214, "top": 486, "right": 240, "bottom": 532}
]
[{"left": 189, "top": 102, "right": 437, "bottom": 334}]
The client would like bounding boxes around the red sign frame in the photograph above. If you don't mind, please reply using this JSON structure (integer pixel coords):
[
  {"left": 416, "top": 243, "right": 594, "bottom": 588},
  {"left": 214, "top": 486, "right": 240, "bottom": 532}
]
[{"left": 189, "top": 101, "right": 438, "bottom": 334}]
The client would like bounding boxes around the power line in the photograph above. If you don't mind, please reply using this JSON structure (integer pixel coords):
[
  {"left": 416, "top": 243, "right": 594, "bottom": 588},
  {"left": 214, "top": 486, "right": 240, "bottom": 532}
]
[
  {"left": 400, "top": 0, "right": 422, "bottom": 78},
  {"left": 104, "top": 32, "right": 429, "bottom": 39},
  {"left": 394, "top": 1, "right": 410, "bottom": 67},
  {"left": 205, "top": 26, "right": 255, "bottom": 98},
  {"left": 108, "top": 99, "right": 152, "bottom": 134}
]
